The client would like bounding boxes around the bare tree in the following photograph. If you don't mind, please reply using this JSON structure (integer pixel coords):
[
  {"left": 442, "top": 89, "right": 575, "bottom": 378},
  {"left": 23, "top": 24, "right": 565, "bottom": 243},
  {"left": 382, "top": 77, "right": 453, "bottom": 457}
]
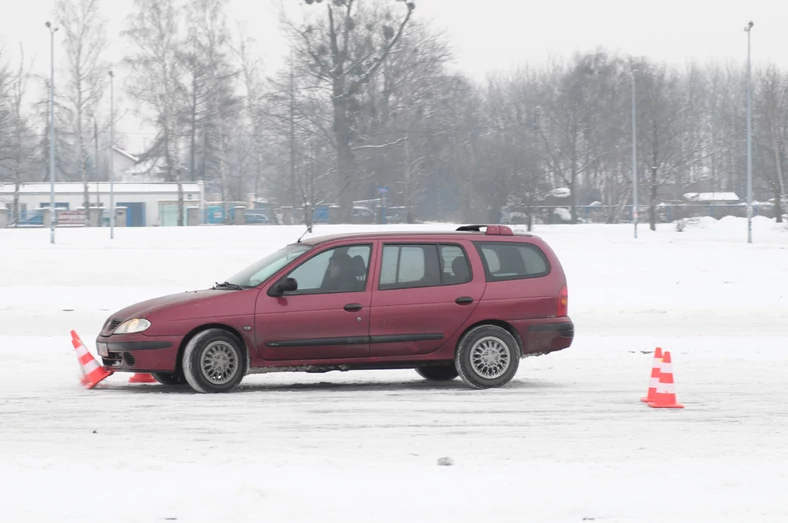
[
  {"left": 635, "top": 60, "right": 707, "bottom": 230},
  {"left": 293, "top": 0, "right": 415, "bottom": 220},
  {"left": 234, "top": 28, "right": 267, "bottom": 205},
  {"left": 56, "top": 0, "right": 107, "bottom": 225},
  {"left": 755, "top": 66, "right": 787, "bottom": 222},
  {"left": 1, "top": 46, "right": 39, "bottom": 224},
  {"left": 123, "top": 0, "right": 185, "bottom": 223},
  {"left": 534, "top": 57, "right": 603, "bottom": 223},
  {"left": 0, "top": 49, "right": 13, "bottom": 185}
]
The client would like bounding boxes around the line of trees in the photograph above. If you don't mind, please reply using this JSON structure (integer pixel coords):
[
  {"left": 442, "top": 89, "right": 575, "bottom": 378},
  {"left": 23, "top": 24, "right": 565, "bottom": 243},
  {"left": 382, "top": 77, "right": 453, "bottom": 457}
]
[{"left": 1, "top": 0, "right": 787, "bottom": 227}]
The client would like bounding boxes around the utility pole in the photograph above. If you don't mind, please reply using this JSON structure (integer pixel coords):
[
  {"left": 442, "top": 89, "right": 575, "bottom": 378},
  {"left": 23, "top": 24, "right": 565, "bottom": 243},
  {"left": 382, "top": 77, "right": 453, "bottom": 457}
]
[
  {"left": 94, "top": 119, "right": 100, "bottom": 208},
  {"left": 45, "top": 21, "right": 58, "bottom": 244},
  {"left": 289, "top": 50, "right": 297, "bottom": 210},
  {"left": 631, "top": 68, "right": 638, "bottom": 239},
  {"left": 745, "top": 21, "right": 754, "bottom": 244},
  {"left": 109, "top": 69, "right": 115, "bottom": 239}
]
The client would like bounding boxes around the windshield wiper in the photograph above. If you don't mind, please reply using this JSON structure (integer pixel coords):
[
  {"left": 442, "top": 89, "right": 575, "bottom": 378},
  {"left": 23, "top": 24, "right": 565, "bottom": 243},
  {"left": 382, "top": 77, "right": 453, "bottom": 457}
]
[{"left": 213, "top": 281, "right": 246, "bottom": 291}]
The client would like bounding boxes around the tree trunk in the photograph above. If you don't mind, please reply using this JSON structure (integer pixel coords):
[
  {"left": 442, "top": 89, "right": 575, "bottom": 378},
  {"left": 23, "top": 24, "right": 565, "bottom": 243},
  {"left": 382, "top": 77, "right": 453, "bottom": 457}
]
[
  {"left": 190, "top": 83, "right": 197, "bottom": 182},
  {"left": 649, "top": 176, "right": 658, "bottom": 231},
  {"left": 403, "top": 134, "right": 412, "bottom": 213},
  {"left": 569, "top": 175, "right": 578, "bottom": 224},
  {"left": 650, "top": 120, "right": 659, "bottom": 231},
  {"left": 13, "top": 182, "right": 21, "bottom": 225},
  {"left": 772, "top": 134, "right": 785, "bottom": 223},
  {"left": 219, "top": 131, "right": 229, "bottom": 225},
  {"left": 177, "top": 171, "right": 184, "bottom": 226},
  {"left": 78, "top": 119, "right": 91, "bottom": 226},
  {"left": 333, "top": 94, "right": 354, "bottom": 223}
]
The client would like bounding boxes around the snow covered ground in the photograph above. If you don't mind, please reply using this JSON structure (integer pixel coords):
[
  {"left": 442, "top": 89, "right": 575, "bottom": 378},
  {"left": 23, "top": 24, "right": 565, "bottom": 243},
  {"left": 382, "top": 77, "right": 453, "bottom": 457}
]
[{"left": 1, "top": 217, "right": 787, "bottom": 522}]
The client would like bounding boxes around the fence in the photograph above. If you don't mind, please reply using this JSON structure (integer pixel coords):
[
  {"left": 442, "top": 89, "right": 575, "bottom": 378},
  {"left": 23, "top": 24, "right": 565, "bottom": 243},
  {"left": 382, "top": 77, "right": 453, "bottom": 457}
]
[{"left": 502, "top": 203, "right": 777, "bottom": 225}]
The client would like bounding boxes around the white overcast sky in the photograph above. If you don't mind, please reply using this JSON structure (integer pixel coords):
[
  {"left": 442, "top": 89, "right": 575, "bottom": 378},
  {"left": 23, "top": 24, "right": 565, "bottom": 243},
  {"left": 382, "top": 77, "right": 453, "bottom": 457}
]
[{"left": 1, "top": 0, "right": 786, "bottom": 150}]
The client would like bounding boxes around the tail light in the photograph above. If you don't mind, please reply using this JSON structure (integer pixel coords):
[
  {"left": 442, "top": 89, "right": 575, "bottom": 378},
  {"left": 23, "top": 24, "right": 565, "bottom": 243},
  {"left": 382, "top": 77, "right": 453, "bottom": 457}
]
[{"left": 557, "top": 285, "right": 568, "bottom": 317}]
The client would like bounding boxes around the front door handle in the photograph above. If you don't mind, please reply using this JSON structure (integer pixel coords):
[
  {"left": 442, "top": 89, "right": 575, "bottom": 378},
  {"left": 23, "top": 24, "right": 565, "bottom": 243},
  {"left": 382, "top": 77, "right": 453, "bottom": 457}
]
[
  {"left": 344, "top": 303, "right": 362, "bottom": 312},
  {"left": 455, "top": 297, "right": 473, "bottom": 305}
]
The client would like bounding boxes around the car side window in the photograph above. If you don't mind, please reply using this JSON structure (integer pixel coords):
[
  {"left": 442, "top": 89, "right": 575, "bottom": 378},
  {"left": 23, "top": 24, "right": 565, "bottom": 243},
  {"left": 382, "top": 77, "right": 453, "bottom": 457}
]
[
  {"left": 440, "top": 244, "right": 472, "bottom": 284},
  {"left": 476, "top": 242, "right": 550, "bottom": 281},
  {"left": 285, "top": 244, "right": 371, "bottom": 294},
  {"left": 379, "top": 244, "right": 470, "bottom": 290},
  {"left": 379, "top": 244, "right": 442, "bottom": 290}
]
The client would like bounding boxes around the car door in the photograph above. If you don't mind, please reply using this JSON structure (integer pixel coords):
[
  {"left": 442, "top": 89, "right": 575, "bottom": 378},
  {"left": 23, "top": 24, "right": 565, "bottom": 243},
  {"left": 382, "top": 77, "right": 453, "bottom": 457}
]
[
  {"left": 368, "top": 241, "right": 485, "bottom": 357},
  {"left": 255, "top": 242, "right": 374, "bottom": 361}
]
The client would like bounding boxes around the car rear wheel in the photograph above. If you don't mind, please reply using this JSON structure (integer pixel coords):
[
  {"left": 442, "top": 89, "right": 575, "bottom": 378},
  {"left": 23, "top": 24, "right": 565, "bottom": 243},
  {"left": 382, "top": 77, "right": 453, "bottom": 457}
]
[
  {"left": 182, "top": 329, "right": 247, "bottom": 393},
  {"left": 151, "top": 371, "right": 188, "bottom": 386},
  {"left": 415, "top": 365, "right": 459, "bottom": 381},
  {"left": 455, "top": 325, "right": 520, "bottom": 389}
]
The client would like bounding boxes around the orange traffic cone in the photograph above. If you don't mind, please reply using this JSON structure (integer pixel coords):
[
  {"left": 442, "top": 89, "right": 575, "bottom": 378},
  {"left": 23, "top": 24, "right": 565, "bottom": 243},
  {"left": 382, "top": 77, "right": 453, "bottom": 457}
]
[
  {"left": 640, "top": 347, "right": 663, "bottom": 403},
  {"left": 648, "top": 351, "right": 684, "bottom": 409},
  {"left": 71, "top": 330, "right": 113, "bottom": 389},
  {"left": 129, "top": 373, "right": 157, "bottom": 384}
]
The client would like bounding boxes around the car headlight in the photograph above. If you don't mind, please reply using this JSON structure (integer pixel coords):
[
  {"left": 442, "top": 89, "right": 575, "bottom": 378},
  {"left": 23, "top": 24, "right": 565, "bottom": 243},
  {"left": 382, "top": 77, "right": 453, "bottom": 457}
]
[{"left": 113, "top": 318, "right": 151, "bottom": 334}]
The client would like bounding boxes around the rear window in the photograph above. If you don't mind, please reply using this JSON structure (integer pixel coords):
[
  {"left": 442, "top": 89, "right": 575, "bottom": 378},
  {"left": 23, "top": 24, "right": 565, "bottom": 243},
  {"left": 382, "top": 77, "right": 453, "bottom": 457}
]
[{"left": 475, "top": 242, "right": 550, "bottom": 281}]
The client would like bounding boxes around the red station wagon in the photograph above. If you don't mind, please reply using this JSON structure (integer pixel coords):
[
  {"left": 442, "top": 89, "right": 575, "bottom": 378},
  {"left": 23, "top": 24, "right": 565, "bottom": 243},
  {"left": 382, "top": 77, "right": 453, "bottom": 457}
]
[{"left": 96, "top": 225, "right": 574, "bottom": 393}]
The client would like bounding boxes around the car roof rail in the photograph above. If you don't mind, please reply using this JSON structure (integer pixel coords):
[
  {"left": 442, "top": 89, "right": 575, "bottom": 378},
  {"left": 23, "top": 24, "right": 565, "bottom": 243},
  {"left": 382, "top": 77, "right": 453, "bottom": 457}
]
[{"left": 456, "top": 224, "right": 514, "bottom": 236}]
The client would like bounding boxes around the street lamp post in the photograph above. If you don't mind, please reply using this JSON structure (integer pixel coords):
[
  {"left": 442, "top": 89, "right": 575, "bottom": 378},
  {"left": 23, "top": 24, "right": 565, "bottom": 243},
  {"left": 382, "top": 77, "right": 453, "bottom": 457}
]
[
  {"left": 109, "top": 69, "right": 115, "bottom": 239},
  {"left": 631, "top": 69, "right": 638, "bottom": 239},
  {"left": 745, "top": 21, "right": 754, "bottom": 244},
  {"left": 45, "top": 21, "right": 58, "bottom": 244}
]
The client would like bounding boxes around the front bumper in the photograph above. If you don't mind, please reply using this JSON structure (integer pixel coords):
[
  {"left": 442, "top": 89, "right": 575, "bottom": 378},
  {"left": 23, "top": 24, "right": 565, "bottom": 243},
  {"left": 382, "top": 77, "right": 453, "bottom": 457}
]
[{"left": 95, "top": 334, "right": 183, "bottom": 373}]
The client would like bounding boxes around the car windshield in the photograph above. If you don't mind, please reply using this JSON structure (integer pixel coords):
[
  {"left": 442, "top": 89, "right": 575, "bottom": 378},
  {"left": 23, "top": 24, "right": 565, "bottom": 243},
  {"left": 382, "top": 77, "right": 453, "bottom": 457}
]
[{"left": 223, "top": 244, "right": 312, "bottom": 288}]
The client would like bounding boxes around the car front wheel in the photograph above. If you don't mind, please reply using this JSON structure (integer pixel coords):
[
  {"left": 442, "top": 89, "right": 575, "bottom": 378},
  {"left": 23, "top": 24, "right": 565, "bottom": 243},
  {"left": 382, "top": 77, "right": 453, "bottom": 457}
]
[
  {"left": 415, "top": 365, "right": 459, "bottom": 381},
  {"left": 455, "top": 325, "right": 520, "bottom": 389},
  {"left": 182, "top": 329, "right": 247, "bottom": 393}
]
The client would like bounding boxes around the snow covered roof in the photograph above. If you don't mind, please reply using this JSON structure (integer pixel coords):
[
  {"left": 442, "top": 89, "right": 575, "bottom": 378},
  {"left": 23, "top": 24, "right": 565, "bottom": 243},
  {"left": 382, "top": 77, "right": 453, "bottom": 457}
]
[
  {"left": 0, "top": 182, "right": 203, "bottom": 195},
  {"left": 121, "top": 156, "right": 189, "bottom": 183},
  {"left": 547, "top": 188, "right": 571, "bottom": 199},
  {"left": 683, "top": 192, "right": 740, "bottom": 202}
]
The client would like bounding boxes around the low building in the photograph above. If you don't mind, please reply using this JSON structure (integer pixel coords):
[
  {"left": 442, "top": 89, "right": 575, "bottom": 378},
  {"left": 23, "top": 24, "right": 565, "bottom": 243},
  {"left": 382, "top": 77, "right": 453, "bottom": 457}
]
[{"left": 0, "top": 182, "right": 205, "bottom": 227}]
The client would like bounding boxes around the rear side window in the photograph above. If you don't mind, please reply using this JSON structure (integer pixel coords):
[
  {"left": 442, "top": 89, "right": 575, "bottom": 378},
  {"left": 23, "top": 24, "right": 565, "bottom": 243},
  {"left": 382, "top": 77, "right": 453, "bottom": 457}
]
[
  {"left": 379, "top": 243, "right": 471, "bottom": 289},
  {"left": 475, "top": 242, "right": 550, "bottom": 281},
  {"left": 439, "top": 245, "right": 472, "bottom": 284}
]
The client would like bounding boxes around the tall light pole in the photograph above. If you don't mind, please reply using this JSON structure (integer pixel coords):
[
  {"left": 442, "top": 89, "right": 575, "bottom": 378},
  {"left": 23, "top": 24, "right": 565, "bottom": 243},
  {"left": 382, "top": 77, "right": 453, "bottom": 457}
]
[
  {"left": 45, "top": 21, "right": 58, "bottom": 244},
  {"left": 631, "top": 68, "right": 638, "bottom": 239},
  {"left": 745, "top": 21, "right": 754, "bottom": 244},
  {"left": 109, "top": 69, "right": 115, "bottom": 239}
]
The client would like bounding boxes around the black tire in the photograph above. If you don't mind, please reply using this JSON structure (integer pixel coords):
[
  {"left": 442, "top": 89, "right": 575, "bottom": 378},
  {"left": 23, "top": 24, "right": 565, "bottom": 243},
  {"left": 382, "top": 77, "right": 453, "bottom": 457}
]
[
  {"left": 455, "top": 325, "right": 520, "bottom": 389},
  {"left": 151, "top": 371, "right": 188, "bottom": 386},
  {"left": 415, "top": 365, "right": 459, "bottom": 381},
  {"left": 182, "top": 328, "right": 247, "bottom": 393}
]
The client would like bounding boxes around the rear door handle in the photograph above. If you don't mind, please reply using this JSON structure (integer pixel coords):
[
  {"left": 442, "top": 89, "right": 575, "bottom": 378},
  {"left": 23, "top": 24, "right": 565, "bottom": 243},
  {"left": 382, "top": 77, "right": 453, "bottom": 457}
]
[
  {"left": 455, "top": 297, "right": 473, "bottom": 305},
  {"left": 344, "top": 303, "right": 362, "bottom": 312}
]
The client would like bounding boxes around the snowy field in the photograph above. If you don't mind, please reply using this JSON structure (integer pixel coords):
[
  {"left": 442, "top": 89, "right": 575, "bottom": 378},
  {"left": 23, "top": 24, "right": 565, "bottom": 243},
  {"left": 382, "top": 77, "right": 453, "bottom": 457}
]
[{"left": 1, "top": 217, "right": 787, "bottom": 523}]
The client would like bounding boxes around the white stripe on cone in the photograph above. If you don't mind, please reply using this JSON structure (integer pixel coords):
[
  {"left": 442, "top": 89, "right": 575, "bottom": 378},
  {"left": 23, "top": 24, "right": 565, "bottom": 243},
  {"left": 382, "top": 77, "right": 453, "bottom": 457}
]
[{"left": 83, "top": 358, "right": 100, "bottom": 373}]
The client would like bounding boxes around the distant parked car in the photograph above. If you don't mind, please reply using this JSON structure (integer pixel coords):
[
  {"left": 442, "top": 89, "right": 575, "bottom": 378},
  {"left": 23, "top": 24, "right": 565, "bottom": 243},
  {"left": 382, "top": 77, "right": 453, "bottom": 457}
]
[
  {"left": 95, "top": 224, "right": 574, "bottom": 393},
  {"left": 244, "top": 210, "right": 271, "bottom": 224}
]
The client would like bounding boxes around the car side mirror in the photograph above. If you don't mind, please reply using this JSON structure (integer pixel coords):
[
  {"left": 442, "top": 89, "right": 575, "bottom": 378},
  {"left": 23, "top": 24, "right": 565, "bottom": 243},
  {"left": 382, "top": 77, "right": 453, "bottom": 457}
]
[{"left": 269, "top": 277, "right": 298, "bottom": 297}]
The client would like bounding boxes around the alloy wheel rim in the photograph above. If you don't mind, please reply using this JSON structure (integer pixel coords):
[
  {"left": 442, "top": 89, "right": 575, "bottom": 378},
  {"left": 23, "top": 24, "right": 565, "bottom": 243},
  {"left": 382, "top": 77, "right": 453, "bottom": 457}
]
[
  {"left": 469, "top": 336, "right": 510, "bottom": 379},
  {"left": 201, "top": 341, "right": 239, "bottom": 385}
]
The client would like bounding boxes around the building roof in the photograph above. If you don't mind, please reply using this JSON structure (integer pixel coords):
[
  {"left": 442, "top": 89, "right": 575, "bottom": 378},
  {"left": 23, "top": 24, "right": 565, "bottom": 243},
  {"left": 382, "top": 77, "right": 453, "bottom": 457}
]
[{"left": 0, "top": 182, "right": 203, "bottom": 195}]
